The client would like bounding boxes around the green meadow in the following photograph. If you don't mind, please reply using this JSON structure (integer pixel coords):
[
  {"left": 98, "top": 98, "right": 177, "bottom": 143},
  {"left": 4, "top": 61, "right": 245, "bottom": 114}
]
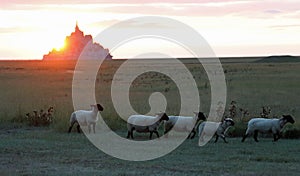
[{"left": 0, "top": 58, "right": 300, "bottom": 175}]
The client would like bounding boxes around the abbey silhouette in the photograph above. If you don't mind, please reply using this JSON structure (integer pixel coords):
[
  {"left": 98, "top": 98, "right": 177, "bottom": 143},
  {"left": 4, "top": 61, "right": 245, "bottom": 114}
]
[{"left": 43, "top": 22, "right": 112, "bottom": 60}]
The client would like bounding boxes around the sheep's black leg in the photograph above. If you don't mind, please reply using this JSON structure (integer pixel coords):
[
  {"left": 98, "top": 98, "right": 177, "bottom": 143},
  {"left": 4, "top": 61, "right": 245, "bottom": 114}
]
[
  {"left": 274, "top": 132, "right": 281, "bottom": 142},
  {"left": 88, "top": 125, "right": 91, "bottom": 134},
  {"left": 164, "top": 126, "right": 172, "bottom": 135},
  {"left": 154, "top": 131, "right": 159, "bottom": 139},
  {"left": 127, "top": 131, "right": 131, "bottom": 139},
  {"left": 241, "top": 134, "right": 248, "bottom": 142},
  {"left": 222, "top": 136, "right": 228, "bottom": 143},
  {"left": 68, "top": 121, "right": 75, "bottom": 133},
  {"left": 187, "top": 130, "right": 195, "bottom": 139},
  {"left": 149, "top": 131, "right": 153, "bottom": 139},
  {"left": 190, "top": 130, "right": 196, "bottom": 139},
  {"left": 68, "top": 126, "right": 72, "bottom": 133},
  {"left": 130, "top": 129, "right": 134, "bottom": 139},
  {"left": 76, "top": 124, "right": 81, "bottom": 133},
  {"left": 214, "top": 135, "right": 219, "bottom": 143},
  {"left": 93, "top": 124, "right": 96, "bottom": 134},
  {"left": 273, "top": 134, "right": 278, "bottom": 141},
  {"left": 253, "top": 130, "right": 259, "bottom": 142},
  {"left": 276, "top": 132, "right": 282, "bottom": 141}
]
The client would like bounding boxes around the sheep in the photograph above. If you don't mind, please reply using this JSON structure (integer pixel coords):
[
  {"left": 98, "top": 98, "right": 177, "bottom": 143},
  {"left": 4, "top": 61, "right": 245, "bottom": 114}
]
[
  {"left": 127, "top": 112, "right": 169, "bottom": 140},
  {"left": 68, "top": 104, "right": 104, "bottom": 134},
  {"left": 164, "top": 112, "right": 207, "bottom": 139},
  {"left": 241, "top": 115, "right": 295, "bottom": 142},
  {"left": 199, "top": 118, "right": 235, "bottom": 143}
]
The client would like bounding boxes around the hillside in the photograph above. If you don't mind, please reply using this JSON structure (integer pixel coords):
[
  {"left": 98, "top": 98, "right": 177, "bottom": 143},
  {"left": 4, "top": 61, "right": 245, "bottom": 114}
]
[{"left": 255, "top": 55, "right": 300, "bottom": 63}]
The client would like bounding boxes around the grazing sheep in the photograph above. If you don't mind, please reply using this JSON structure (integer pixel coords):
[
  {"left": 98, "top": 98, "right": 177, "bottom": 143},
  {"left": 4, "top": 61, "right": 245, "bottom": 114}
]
[
  {"left": 127, "top": 112, "right": 169, "bottom": 140},
  {"left": 199, "top": 118, "right": 235, "bottom": 143},
  {"left": 68, "top": 104, "right": 104, "bottom": 134},
  {"left": 164, "top": 112, "right": 207, "bottom": 139},
  {"left": 241, "top": 115, "right": 295, "bottom": 142}
]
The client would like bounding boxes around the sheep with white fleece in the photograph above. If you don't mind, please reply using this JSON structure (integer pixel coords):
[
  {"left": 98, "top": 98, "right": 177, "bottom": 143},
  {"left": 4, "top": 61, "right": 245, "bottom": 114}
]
[
  {"left": 127, "top": 112, "right": 169, "bottom": 140},
  {"left": 199, "top": 118, "right": 235, "bottom": 143},
  {"left": 164, "top": 112, "right": 207, "bottom": 139},
  {"left": 241, "top": 115, "right": 295, "bottom": 142},
  {"left": 68, "top": 104, "right": 104, "bottom": 134}
]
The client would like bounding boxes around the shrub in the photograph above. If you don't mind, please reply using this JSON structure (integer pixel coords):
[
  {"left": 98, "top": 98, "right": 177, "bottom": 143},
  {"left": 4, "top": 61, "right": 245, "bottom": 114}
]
[
  {"left": 282, "top": 126, "right": 300, "bottom": 139},
  {"left": 14, "top": 107, "right": 54, "bottom": 127},
  {"left": 226, "top": 122, "right": 247, "bottom": 137}
]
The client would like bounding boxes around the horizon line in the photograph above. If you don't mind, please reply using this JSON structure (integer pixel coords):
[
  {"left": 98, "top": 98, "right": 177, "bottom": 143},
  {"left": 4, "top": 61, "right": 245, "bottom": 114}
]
[{"left": 0, "top": 55, "right": 299, "bottom": 61}]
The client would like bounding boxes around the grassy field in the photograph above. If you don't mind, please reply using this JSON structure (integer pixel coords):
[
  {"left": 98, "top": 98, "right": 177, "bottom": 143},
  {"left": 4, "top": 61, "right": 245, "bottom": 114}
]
[
  {"left": 1, "top": 124, "right": 299, "bottom": 175},
  {"left": 0, "top": 58, "right": 300, "bottom": 175}
]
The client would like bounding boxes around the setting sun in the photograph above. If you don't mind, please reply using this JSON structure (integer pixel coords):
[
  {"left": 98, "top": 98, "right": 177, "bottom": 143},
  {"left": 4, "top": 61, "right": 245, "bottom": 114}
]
[
  {"left": 54, "top": 40, "right": 66, "bottom": 52},
  {"left": 0, "top": 1, "right": 300, "bottom": 60}
]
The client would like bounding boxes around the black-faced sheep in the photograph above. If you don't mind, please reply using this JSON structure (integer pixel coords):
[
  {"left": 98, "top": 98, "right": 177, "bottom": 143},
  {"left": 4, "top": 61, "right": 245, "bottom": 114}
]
[
  {"left": 199, "top": 118, "right": 235, "bottom": 143},
  {"left": 241, "top": 115, "right": 295, "bottom": 142},
  {"left": 68, "top": 104, "right": 104, "bottom": 134},
  {"left": 127, "top": 112, "right": 169, "bottom": 140},
  {"left": 164, "top": 112, "right": 207, "bottom": 139}
]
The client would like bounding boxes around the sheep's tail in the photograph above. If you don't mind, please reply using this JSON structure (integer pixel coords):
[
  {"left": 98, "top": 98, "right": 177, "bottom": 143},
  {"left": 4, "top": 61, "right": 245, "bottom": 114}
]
[{"left": 70, "top": 112, "right": 77, "bottom": 124}]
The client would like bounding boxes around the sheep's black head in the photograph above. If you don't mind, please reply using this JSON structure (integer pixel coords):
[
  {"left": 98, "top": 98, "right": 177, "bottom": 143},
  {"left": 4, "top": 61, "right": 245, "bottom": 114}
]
[
  {"left": 282, "top": 115, "right": 295, "bottom": 124},
  {"left": 196, "top": 112, "right": 206, "bottom": 121},
  {"left": 97, "top": 104, "right": 104, "bottom": 111},
  {"left": 224, "top": 118, "right": 235, "bottom": 126},
  {"left": 159, "top": 113, "right": 169, "bottom": 121}
]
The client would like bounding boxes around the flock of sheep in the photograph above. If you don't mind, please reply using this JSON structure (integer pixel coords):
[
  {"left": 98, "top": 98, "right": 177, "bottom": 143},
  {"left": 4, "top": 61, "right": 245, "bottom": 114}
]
[{"left": 68, "top": 103, "right": 296, "bottom": 143}]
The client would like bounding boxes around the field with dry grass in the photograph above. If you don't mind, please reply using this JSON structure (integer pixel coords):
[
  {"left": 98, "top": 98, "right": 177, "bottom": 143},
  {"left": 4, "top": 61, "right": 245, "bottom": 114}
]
[{"left": 0, "top": 58, "right": 300, "bottom": 175}]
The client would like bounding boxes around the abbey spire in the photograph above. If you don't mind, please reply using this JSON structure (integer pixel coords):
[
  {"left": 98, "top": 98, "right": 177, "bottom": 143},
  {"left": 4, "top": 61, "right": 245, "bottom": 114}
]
[{"left": 75, "top": 21, "right": 80, "bottom": 33}]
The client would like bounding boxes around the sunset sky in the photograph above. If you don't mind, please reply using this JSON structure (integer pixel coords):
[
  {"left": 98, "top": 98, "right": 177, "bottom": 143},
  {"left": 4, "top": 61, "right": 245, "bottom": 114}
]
[{"left": 1, "top": 0, "right": 300, "bottom": 60}]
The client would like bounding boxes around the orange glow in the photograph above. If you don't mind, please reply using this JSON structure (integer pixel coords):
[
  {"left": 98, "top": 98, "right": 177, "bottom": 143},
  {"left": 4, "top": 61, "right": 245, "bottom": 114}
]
[
  {"left": 54, "top": 40, "right": 66, "bottom": 52},
  {"left": 1, "top": 2, "right": 300, "bottom": 60}
]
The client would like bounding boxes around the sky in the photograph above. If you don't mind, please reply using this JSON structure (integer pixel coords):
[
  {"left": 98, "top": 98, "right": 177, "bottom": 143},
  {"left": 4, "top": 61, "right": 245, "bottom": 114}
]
[{"left": 0, "top": 0, "right": 300, "bottom": 59}]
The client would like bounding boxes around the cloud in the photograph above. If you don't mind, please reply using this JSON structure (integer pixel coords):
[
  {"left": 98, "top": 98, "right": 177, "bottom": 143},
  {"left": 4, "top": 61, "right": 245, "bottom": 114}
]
[
  {"left": 2, "top": 0, "right": 300, "bottom": 19},
  {"left": 264, "top": 9, "right": 282, "bottom": 14},
  {"left": 87, "top": 18, "right": 174, "bottom": 32},
  {"left": 1, "top": 0, "right": 244, "bottom": 5},
  {"left": 269, "top": 24, "right": 300, "bottom": 29},
  {"left": 88, "top": 19, "right": 121, "bottom": 28}
]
